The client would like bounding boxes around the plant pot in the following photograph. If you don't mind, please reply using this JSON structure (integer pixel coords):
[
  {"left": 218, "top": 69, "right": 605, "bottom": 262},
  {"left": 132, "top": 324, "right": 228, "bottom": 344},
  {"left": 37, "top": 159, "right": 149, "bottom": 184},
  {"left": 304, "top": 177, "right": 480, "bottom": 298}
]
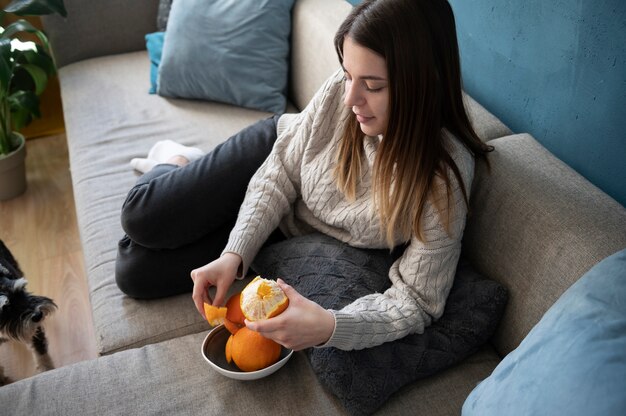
[{"left": 0, "top": 134, "right": 27, "bottom": 201}]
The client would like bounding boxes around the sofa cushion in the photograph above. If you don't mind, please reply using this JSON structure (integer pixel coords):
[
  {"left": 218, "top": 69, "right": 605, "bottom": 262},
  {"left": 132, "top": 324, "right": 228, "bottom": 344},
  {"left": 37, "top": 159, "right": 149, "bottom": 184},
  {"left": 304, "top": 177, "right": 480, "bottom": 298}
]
[
  {"left": 462, "top": 93, "right": 512, "bottom": 141},
  {"left": 290, "top": 0, "right": 353, "bottom": 111},
  {"left": 41, "top": 0, "right": 159, "bottom": 68},
  {"left": 145, "top": 31, "right": 164, "bottom": 94},
  {"left": 156, "top": 0, "right": 171, "bottom": 31},
  {"left": 462, "top": 248, "right": 626, "bottom": 416},
  {"left": 0, "top": 330, "right": 501, "bottom": 416},
  {"left": 253, "top": 233, "right": 508, "bottom": 416},
  {"left": 157, "top": 0, "right": 295, "bottom": 114},
  {"left": 58, "top": 51, "right": 292, "bottom": 355},
  {"left": 463, "top": 133, "right": 626, "bottom": 356}
]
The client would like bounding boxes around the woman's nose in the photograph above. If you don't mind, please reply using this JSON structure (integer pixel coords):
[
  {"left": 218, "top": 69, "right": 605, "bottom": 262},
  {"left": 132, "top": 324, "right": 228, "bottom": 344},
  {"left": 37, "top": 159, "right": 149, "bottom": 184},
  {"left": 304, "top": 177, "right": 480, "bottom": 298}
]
[{"left": 344, "top": 83, "right": 364, "bottom": 107}]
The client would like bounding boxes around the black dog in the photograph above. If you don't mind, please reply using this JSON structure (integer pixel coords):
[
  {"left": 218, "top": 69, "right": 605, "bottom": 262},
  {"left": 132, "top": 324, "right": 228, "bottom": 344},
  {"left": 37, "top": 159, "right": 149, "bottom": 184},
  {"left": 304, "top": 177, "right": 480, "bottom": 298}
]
[{"left": 0, "top": 240, "right": 56, "bottom": 385}]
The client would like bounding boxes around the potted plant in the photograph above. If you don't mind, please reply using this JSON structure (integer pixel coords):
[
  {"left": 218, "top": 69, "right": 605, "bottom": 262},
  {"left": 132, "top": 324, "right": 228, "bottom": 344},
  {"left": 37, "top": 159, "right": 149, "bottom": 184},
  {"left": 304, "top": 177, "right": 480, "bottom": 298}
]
[{"left": 0, "top": 0, "right": 66, "bottom": 200}]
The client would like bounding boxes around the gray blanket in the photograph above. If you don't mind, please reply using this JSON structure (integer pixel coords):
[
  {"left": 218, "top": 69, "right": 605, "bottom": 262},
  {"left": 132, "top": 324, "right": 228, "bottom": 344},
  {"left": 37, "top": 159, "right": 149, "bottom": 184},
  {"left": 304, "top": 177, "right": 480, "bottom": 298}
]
[{"left": 253, "top": 233, "right": 508, "bottom": 416}]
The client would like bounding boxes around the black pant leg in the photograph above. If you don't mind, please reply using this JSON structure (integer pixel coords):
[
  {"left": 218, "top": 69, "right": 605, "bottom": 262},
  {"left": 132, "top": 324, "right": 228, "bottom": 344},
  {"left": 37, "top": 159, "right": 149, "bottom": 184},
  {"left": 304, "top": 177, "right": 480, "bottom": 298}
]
[
  {"left": 115, "top": 116, "right": 280, "bottom": 299},
  {"left": 115, "top": 220, "right": 235, "bottom": 299},
  {"left": 120, "top": 115, "right": 280, "bottom": 249}
]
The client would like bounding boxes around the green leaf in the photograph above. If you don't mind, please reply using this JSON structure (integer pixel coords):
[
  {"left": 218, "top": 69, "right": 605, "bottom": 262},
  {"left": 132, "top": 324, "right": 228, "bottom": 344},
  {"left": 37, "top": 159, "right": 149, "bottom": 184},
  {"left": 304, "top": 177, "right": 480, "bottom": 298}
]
[
  {"left": 11, "top": 106, "right": 32, "bottom": 130},
  {"left": 9, "top": 89, "right": 39, "bottom": 129},
  {"left": 0, "top": 38, "right": 12, "bottom": 91},
  {"left": 0, "top": 37, "right": 11, "bottom": 58},
  {"left": 1, "top": 19, "right": 50, "bottom": 51},
  {"left": 16, "top": 62, "right": 47, "bottom": 94},
  {"left": 9, "top": 89, "right": 39, "bottom": 110},
  {"left": 4, "top": 0, "right": 67, "bottom": 18},
  {"left": 1, "top": 19, "right": 38, "bottom": 37},
  {"left": 10, "top": 64, "right": 35, "bottom": 92},
  {"left": 17, "top": 48, "right": 55, "bottom": 75}
]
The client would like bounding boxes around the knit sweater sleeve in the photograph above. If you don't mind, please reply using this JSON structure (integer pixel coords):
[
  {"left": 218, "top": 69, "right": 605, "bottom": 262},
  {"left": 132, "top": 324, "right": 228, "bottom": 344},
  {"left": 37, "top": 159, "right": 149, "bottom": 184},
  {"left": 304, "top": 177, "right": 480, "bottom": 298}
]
[
  {"left": 323, "top": 140, "right": 475, "bottom": 350},
  {"left": 222, "top": 70, "right": 344, "bottom": 274}
]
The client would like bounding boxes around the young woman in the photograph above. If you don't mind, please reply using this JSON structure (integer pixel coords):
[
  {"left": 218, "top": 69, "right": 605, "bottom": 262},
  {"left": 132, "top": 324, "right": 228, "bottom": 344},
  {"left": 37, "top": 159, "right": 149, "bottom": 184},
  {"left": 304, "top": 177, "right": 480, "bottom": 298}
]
[{"left": 116, "top": 0, "right": 492, "bottom": 352}]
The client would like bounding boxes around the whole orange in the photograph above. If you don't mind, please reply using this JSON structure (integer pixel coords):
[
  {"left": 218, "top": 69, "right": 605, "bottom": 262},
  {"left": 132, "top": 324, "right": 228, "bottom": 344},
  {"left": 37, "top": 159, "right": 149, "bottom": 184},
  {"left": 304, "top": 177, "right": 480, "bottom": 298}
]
[
  {"left": 225, "top": 334, "right": 234, "bottom": 364},
  {"left": 224, "top": 292, "right": 245, "bottom": 335},
  {"left": 228, "top": 326, "right": 281, "bottom": 372}
]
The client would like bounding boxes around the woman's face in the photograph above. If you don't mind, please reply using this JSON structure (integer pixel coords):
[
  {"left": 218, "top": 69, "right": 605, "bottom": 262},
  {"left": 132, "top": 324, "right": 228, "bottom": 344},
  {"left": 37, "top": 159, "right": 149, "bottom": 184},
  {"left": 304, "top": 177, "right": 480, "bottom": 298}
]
[{"left": 342, "top": 36, "right": 389, "bottom": 137}]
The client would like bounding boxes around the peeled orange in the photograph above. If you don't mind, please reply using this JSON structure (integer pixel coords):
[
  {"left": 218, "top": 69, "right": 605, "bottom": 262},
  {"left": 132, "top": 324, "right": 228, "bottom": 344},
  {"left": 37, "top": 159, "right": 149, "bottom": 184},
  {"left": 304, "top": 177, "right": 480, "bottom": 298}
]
[
  {"left": 227, "top": 326, "right": 281, "bottom": 372},
  {"left": 240, "top": 276, "right": 289, "bottom": 321}
]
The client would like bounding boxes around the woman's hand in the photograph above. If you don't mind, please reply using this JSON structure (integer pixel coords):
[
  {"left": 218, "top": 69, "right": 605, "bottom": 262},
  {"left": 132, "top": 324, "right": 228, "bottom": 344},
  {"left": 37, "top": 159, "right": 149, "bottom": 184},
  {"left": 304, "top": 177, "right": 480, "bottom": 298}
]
[
  {"left": 190, "top": 252, "right": 241, "bottom": 319},
  {"left": 245, "top": 279, "right": 335, "bottom": 351}
]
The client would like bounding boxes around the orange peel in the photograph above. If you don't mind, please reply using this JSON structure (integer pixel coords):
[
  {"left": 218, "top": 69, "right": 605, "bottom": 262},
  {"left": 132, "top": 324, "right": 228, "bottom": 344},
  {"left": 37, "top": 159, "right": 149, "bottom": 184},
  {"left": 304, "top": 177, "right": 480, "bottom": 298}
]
[{"left": 203, "top": 303, "right": 227, "bottom": 326}]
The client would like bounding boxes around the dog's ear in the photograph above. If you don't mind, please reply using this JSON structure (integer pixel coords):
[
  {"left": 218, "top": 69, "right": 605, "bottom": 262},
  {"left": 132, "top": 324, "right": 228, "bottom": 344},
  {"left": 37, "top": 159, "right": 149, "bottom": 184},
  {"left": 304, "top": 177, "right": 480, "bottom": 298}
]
[
  {"left": 0, "top": 240, "right": 23, "bottom": 277},
  {"left": 12, "top": 277, "right": 27, "bottom": 292}
]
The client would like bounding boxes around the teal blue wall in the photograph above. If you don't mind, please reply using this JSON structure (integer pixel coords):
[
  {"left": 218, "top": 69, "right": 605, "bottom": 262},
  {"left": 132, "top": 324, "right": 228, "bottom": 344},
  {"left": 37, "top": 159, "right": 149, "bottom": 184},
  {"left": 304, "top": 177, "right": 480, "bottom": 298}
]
[
  {"left": 346, "top": 0, "right": 626, "bottom": 207},
  {"left": 449, "top": 0, "right": 625, "bottom": 207}
]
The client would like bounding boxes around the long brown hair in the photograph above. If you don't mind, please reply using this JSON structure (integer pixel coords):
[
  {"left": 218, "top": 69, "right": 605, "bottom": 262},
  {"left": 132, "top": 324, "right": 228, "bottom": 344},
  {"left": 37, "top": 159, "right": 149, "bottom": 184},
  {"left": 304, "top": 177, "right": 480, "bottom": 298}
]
[{"left": 334, "top": 0, "right": 492, "bottom": 246}]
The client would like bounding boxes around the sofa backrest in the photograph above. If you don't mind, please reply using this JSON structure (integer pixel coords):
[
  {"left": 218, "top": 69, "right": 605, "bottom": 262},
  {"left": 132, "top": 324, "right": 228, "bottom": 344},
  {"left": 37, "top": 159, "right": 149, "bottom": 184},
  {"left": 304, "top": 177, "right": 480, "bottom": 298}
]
[
  {"left": 42, "top": 0, "right": 159, "bottom": 68},
  {"left": 44, "top": 0, "right": 348, "bottom": 106},
  {"left": 289, "top": 0, "right": 513, "bottom": 143},
  {"left": 289, "top": 0, "right": 352, "bottom": 111},
  {"left": 463, "top": 133, "right": 626, "bottom": 357}
]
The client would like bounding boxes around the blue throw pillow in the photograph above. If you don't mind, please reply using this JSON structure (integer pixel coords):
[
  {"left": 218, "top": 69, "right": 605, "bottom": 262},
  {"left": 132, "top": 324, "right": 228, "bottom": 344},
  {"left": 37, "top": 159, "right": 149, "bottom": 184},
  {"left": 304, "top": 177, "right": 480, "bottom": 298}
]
[
  {"left": 157, "top": 0, "right": 295, "bottom": 114},
  {"left": 145, "top": 32, "right": 165, "bottom": 94},
  {"left": 462, "top": 248, "right": 626, "bottom": 416}
]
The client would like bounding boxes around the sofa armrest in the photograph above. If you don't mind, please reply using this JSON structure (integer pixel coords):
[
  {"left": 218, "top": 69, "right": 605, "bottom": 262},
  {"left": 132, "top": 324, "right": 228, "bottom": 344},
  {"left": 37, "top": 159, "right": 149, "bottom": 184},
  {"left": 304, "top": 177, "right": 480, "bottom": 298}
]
[
  {"left": 463, "top": 133, "right": 626, "bottom": 356},
  {"left": 41, "top": 0, "right": 159, "bottom": 68}
]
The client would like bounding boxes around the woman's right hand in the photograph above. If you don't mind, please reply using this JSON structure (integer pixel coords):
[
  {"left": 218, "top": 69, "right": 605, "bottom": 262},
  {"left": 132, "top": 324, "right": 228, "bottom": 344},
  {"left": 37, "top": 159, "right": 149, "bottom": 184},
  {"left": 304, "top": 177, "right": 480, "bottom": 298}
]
[{"left": 190, "top": 252, "right": 242, "bottom": 319}]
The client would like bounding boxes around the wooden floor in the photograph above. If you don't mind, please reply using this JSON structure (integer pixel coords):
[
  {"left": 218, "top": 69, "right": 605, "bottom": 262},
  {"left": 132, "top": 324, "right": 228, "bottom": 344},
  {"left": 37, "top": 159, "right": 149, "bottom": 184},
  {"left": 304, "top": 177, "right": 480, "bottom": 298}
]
[{"left": 0, "top": 133, "right": 98, "bottom": 383}]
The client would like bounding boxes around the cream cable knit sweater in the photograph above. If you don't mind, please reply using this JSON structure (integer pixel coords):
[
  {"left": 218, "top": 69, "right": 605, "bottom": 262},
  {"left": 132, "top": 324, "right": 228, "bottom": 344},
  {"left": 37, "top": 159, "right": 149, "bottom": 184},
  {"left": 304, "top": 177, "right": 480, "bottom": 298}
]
[{"left": 223, "top": 70, "right": 475, "bottom": 350}]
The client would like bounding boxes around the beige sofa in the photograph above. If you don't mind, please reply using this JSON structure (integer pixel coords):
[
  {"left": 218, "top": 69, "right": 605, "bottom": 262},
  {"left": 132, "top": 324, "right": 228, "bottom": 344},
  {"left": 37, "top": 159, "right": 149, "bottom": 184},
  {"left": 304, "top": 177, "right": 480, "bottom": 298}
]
[{"left": 1, "top": 0, "right": 624, "bottom": 414}]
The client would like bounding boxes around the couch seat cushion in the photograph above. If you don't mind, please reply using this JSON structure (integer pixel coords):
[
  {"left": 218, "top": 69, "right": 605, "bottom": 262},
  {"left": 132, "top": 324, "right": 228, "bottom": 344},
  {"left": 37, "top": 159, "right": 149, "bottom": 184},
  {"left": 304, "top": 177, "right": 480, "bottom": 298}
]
[
  {"left": 58, "top": 50, "right": 295, "bottom": 355},
  {"left": 0, "top": 331, "right": 501, "bottom": 415}
]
